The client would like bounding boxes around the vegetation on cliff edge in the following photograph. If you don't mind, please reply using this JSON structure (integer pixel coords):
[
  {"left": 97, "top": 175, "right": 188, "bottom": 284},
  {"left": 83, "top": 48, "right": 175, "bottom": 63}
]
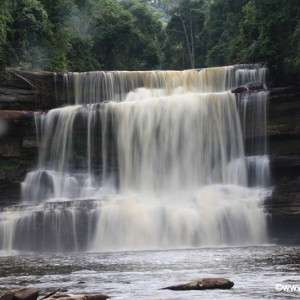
[{"left": 0, "top": 0, "right": 300, "bottom": 85}]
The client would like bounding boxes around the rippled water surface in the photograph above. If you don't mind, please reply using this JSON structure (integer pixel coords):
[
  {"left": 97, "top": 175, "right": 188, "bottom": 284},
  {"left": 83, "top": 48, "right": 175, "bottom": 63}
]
[{"left": 1, "top": 246, "right": 300, "bottom": 299}]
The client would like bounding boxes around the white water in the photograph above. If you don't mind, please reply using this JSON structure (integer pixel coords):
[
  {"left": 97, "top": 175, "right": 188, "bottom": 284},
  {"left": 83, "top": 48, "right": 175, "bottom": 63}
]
[{"left": 0, "top": 65, "right": 270, "bottom": 254}]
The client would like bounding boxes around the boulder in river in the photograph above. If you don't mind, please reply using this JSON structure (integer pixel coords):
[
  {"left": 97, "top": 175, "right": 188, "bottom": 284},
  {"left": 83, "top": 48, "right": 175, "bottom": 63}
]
[
  {"left": 0, "top": 288, "right": 39, "bottom": 300},
  {"left": 162, "top": 278, "right": 234, "bottom": 290}
]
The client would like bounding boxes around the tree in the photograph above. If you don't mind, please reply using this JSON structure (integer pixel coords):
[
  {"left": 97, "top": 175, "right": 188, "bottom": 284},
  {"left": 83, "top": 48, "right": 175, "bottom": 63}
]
[
  {"left": 92, "top": 0, "right": 163, "bottom": 70},
  {"left": 235, "top": 0, "right": 300, "bottom": 83},
  {"left": 289, "top": 20, "right": 300, "bottom": 83},
  {"left": 163, "top": 0, "right": 205, "bottom": 69},
  {"left": 204, "top": 0, "right": 247, "bottom": 66},
  {"left": 67, "top": 33, "right": 100, "bottom": 71},
  {"left": 0, "top": 1, "right": 13, "bottom": 68},
  {"left": 39, "top": 0, "right": 78, "bottom": 27},
  {"left": 39, "top": 0, "right": 99, "bottom": 71},
  {"left": 121, "top": 0, "right": 164, "bottom": 69},
  {"left": 7, "top": 0, "right": 50, "bottom": 68}
]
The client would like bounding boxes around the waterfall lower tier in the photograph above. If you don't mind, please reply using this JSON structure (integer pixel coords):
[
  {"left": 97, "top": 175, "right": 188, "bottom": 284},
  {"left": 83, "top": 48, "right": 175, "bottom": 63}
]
[
  {"left": 1, "top": 185, "right": 268, "bottom": 253},
  {"left": 0, "top": 65, "right": 270, "bottom": 254}
]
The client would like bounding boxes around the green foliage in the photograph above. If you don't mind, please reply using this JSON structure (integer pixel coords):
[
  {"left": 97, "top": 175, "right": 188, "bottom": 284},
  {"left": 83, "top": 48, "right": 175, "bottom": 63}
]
[
  {"left": 204, "top": 0, "right": 248, "bottom": 66},
  {"left": 0, "top": 12, "right": 12, "bottom": 68},
  {"left": 46, "top": 27, "right": 71, "bottom": 71},
  {"left": 0, "top": 1, "right": 16, "bottom": 68},
  {"left": 39, "top": 0, "right": 78, "bottom": 26},
  {"left": 3, "top": 0, "right": 51, "bottom": 68},
  {"left": 92, "top": 0, "right": 163, "bottom": 70},
  {"left": 163, "top": 0, "right": 205, "bottom": 69},
  {"left": 0, "top": 0, "right": 300, "bottom": 84},
  {"left": 289, "top": 20, "right": 300, "bottom": 79},
  {"left": 234, "top": 0, "right": 300, "bottom": 83},
  {"left": 67, "top": 33, "right": 100, "bottom": 71},
  {"left": 121, "top": 0, "right": 164, "bottom": 69},
  {"left": 92, "top": 0, "right": 136, "bottom": 70}
]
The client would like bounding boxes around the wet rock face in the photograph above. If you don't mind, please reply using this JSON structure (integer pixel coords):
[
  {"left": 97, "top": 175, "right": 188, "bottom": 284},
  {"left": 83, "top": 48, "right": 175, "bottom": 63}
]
[
  {"left": 0, "top": 74, "right": 40, "bottom": 111},
  {"left": 0, "top": 111, "right": 37, "bottom": 175},
  {"left": 265, "top": 177, "right": 300, "bottom": 244},
  {"left": 266, "top": 86, "right": 300, "bottom": 244},
  {"left": 0, "top": 109, "right": 37, "bottom": 206},
  {"left": 267, "top": 87, "right": 300, "bottom": 186},
  {"left": 0, "top": 69, "right": 62, "bottom": 110}
]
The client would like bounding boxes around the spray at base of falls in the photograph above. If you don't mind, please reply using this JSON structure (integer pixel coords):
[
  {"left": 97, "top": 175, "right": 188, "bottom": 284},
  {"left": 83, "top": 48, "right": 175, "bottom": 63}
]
[{"left": 0, "top": 65, "right": 271, "bottom": 254}]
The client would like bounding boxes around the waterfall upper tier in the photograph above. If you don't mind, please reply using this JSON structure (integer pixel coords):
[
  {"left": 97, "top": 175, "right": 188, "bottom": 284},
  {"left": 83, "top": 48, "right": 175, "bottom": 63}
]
[{"left": 61, "top": 64, "right": 268, "bottom": 104}]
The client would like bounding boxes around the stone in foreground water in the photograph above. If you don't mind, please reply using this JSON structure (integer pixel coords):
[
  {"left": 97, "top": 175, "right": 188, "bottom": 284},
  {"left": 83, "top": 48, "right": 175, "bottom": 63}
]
[
  {"left": 0, "top": 288, "right": 38, "bottom": 300},
  {"left": 162, "top": 278, "right": 234, "bottom": 290}
]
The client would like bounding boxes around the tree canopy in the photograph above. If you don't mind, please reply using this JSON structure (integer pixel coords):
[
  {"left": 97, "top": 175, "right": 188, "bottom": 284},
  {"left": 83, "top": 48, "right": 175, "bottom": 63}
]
[{"left": 1, "top": 0, "right": 300, "bottom": 84}]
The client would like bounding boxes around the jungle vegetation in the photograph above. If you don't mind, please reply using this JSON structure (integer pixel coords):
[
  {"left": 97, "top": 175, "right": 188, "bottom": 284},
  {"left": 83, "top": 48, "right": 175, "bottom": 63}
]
[{"left": 1, "top": 0, "right": 300, "bottom": 85}]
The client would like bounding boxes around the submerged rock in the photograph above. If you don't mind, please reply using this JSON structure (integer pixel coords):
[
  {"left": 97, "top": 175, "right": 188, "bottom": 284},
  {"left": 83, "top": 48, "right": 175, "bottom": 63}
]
[{"left": 162, "top": 278, "right": 234, "bottom": 290}]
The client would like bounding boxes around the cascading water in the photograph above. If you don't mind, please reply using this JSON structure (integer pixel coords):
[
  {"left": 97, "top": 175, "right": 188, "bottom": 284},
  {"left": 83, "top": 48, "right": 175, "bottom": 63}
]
[{"left": 0, "top": 65, "right": 270, "bottom": 254}]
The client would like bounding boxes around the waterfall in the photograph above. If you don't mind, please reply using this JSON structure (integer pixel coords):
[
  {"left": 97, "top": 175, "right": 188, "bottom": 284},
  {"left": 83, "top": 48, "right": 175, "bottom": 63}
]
[
  {"left": 0, "top": 65, "right": 270, "bottom": 254},
  {"left": 239, "top": 91, "right": 270, "bottom": 187}
]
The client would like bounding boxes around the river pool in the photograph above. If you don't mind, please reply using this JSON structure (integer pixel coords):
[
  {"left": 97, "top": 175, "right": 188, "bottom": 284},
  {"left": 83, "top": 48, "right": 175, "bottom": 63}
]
[{"left": 1, "top": 245, "right": 300, "bottom": 299}]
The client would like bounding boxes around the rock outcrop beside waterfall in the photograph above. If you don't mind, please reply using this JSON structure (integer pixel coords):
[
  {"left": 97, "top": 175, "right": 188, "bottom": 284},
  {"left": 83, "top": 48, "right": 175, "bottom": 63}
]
[
  {"left": 231, "top": 84, "right": 300, "bottom": 243},
  {"left": 0, "top": 69, "right": 300, "bottom": 244},
  {"left": 0, "top": 109, "right": 38, "bottom": 206},
  {"left": 266, "top": 86, "right": 300, "bottom": 244}
]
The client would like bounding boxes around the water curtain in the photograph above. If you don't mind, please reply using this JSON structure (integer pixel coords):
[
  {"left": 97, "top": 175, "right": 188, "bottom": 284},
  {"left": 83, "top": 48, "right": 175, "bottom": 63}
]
[{"left": 0, "top": 65, "right": 270, "bottom": 253}]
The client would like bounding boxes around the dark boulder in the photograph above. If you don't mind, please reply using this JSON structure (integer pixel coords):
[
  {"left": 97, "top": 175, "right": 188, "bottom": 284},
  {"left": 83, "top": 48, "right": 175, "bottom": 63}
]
[
  {"left": 85, "top": 295, "right": 110, "bottom": 300},
  {"left": 0, "top": 289, "right": 19, "bottom": 300},
  {"left": 231, "top": 81, "right": 264, "bottom": 94},
  {"left": 14, "top": 288, "right": 38, "bottom": 300},
  {"left": 162, "top": 278, "right": 234, "bottom": 290},
  {"left": 231, "top": 86, "right": 247, "bottom": 94},
  {"left": 246, "top": 81, "right": 264, "bottom": 91}
]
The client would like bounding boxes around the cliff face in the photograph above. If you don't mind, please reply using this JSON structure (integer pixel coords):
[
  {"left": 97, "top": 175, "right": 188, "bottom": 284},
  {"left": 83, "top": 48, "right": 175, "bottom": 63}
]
[
  {"left": 268, "top": 87, "right": 300, "bottom": 182},
  {"left": 0, "top": 71, "right": 299, "bottom": 243},
  {"left": 0, "top": 109, "right": 37, "bottom": 206},
  {"left": 0, "top": 69, "right": 68, "bottom": 207},
  {"left": 266, "top": 87, "right": 300, "bottom": 244},
  {"left": 0, "top": 69, "right": 66, "bottom": 111}
]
